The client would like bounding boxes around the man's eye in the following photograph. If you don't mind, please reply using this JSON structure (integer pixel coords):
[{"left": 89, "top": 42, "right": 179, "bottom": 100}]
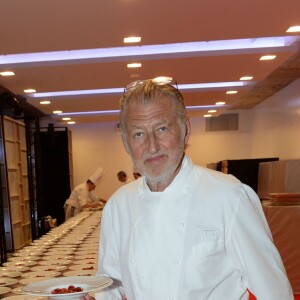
[
  {"left": 134, "top": 132, "right": 143, "bottom": 138},
  {"left": 159, "top": 126, "right": 167, "bottom": 132}
]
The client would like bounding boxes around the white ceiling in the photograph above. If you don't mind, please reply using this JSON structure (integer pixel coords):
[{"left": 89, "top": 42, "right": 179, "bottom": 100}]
[{"left": 1, "top": 0, "right": 300, "bottom": 124}]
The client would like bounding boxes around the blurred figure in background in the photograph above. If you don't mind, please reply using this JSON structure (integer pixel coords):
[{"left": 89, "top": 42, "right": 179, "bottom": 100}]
[
  {"left": 117, "top": 171, "right": 133, "bottom": 184},
  {"left": 133, "top": 167, "right": 142, "bottom": 180},
  {"left": 64, "top": 167, "right": 106, "bottom": 220}
]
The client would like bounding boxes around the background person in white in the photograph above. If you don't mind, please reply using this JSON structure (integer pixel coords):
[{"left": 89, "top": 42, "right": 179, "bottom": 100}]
[
  {"left": 85, "top": 79, "right": 292, "bottom": 300},
  {"left": 64, "top": 167, "right": 106, "bottom": 220},
  {"left": 117, "top": 171, "right": 133, "bottom": 184}
]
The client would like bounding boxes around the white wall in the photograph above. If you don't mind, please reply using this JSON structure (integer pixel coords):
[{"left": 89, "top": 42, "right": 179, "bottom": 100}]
[
  {"left": 67, "top": 78, "right": 300, "bottom": 199},
  {"left": 250, "top": 78, "right": 300, "bottom": 160},
  {"left": 186, "top": 109, "right": 254, "bottom": 167},
  {"left": 71, "top": 122, "right": 132, "bottom": 200}
]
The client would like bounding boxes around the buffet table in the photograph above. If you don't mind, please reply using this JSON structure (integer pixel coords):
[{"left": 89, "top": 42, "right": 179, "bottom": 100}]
[
  {"left": 0, "top": 210, "right": 109, "bottom": 299},
  {"left": 263, "top": 200, "right": 300, "bottom": 293}
]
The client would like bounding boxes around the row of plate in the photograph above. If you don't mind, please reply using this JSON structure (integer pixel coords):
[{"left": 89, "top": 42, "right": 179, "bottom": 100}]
[{"left": 0, "top": 211, "right": 102, "bottom": 298}]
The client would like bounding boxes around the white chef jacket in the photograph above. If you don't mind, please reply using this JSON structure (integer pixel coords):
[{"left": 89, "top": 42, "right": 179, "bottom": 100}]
[
  {"left": 64, "top": 182, "right": 100, "bottom": 210},
  {"left": 96, "top": 156, "right": 292, "bottom": 300}
]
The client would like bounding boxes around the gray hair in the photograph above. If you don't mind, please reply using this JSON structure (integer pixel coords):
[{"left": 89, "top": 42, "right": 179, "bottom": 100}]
[{"left": 119, "top": 79, "right": 187, "bottom": 138}]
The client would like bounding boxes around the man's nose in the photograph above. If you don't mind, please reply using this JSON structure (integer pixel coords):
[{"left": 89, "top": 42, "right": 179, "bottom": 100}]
[{"left": 147, "top": 132, "right": 160, "bottom": 153}]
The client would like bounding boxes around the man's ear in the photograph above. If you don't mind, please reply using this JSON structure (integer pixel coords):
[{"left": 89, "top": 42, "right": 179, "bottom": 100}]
[{"left": 184, "top": 117, "right": 191, "bottom": 145}]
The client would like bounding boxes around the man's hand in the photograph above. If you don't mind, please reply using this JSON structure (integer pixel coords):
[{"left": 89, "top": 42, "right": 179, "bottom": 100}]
[{"left": 81, "top": 295, "right": 95, "bottom": 300}]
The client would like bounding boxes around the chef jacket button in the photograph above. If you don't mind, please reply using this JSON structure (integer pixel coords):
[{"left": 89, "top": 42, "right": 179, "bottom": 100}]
[
  {"left": 169, "top": 295, "right": 174, "bottom": 299},
  {"left": 179, "top": 222, "right": 184, "bottom": 227},
  {"left": 173, "top": 259, "right": 179, "bottom": 264}
]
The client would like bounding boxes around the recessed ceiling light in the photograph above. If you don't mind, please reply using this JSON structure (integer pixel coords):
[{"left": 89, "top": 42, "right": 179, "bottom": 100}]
[
  {"left": 240, "top": 76, "right": 253, "bottom": 81},
  {"left": 62, "top": 117, "right": 71, "bottom": 121},
  {"left": 127, "top": 63, "right": 142, "bottom": 68},
  {"left": 67, "top": 121, "right": 76, "bottom": 124},
  {"left": 53, "top": 110, "right": 62, "bottom": 114},
  {"left": 216, "top": 101, "right": 226, "bottom": 105},
  {"left": 259, "top": 55, "right": 276, "bottom": 61},
  {"left": 208, "top": 110, "right": 217, "bottom": 113},
  {"left": 124, "top": 36, "right": 141, "bottom": 43},
  {"left": 0, "top": 71, "right": 15, "bottom": 76},
  {"left": 24, "top": 88, "right": 36, "bottom": 93},
  {"left": 226, "top": 90, "right": 238, "bottom": 94},
  {"left": 204, "top": 114, "right": 212, "bottom": 118},
  {"left": 152, "top": 76, "right": 173, "bottom": 84},
  {"left": 40, "top": 100, "right": 51, "bottom": 105},
  {"left": 286, "top": 26, "right": 300, "bottom": 33}
]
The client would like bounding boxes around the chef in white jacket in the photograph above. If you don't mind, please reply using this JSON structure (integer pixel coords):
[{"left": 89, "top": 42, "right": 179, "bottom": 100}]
[
  {"left": 64, "top": 167, "right": 106, "bottom": 220},
  {"left": 86, "top": 79, "right": 292, "bottom": 300}
]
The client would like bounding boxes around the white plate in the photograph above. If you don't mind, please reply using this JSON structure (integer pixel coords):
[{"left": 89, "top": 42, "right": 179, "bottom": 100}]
[
  {"left": 74, "top": 254, "right": 97, "bottom": 260},
  {"left": 20, "top": 277, "right": 53, "bottom": 286},
  {"left": 13, "top": 252, "right": 42, "bottom": 257},
  {"left": 45, "top": 250, "right": 74, "bottom": 255},
  {"left": 38, "top": 260, "right": 71, "bottom": 266},
  {"left": 0, "top": 277, "right": 18, "bottom": 286},
  {"left": 3, "top": 261, "right": 38, "bottom": 267},
  {"left": 4, "top": 295, "right": 47, "bottom": 299},
  {"left": 76, "top": 250, "right": 98, "bottom": 255},
  {"left": 21, "top": 276, "right": 113, "bottom": 300},
  {"left": 31, "top": 266, "right": 68, "bottom": 272},
  {"left": 41, "top": 255, "right": 73, "bottom": 261},
  {"left": 0, "top": 286, "right": 12, "bottom": 295},
  {"left": 11, "top": 286, "right": 24, "bottom": 294},
  {"left": 0, "top": 271, "right": 22, "bottom": 278},
  {"left": 68, "top": 265, "right": 97, "bottom": 271},
  {"left": 21, "top": 271, "right": 61, "bottom": 278},
  {"left": 73, "top": 259, "right": 97, "bottom": 265},
  {"left": 50, "top": 244, "right": 78, "bottom": 248},
  {"left": 8, "top": 256, "right": 40, "bottom": 262},
  {"left": 63, "top": 269, "right": 96, "bottom": 277},
  {"left": 0, "top": 266, "right": 30, "bottom": 272}
]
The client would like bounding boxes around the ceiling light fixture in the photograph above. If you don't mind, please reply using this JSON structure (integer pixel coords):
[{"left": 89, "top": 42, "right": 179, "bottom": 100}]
[
  {"left": 152, "top": 76, "right": 173, "bottom": 84},
  {"left": 124, "top": 37, "right": 141, "bottom": 43},
  {"left": 53, "top": 110, "right": 62, "bottom": 114},
  {"left": 259, "top": 55, "right": 276, "bottom": 60},
  {"left": 240, "top": 76, "right": 253, "bottom": 81},
  {"left": 67, "top": 121, "right": 76, "bottom": 124},
  {"left": 208, "top": 110, "right": 217, "bottom": 113},
  {"left": 286, "top": 26, "right": 300, "bottom": 33},
  {"left": 226, "top": 90, "right": 238, "bottom": 94},
  {"left": 24, "top": 89, "right": 36, "bottom": 93},
  {"left": 216, "top": 101, "right": 226, "bottom": 105},
  {"left": 62, "top": 117, "right": 71, "bottom": 121},
  {"left": 1, "top": 36, "right": 297, "bottom": 67},
  {"left": 57, "top": 104, "right": 227, "bottom": 117},
  {"left": 27, "top": 81, "right": 252, "bottom": 98},
  {"left": 0, "top": 71, "right": 15, "bottom": 76},
  {"left": 127, "top": 63, "right": 142, "bottom": 68},
  {"left": 40, "top": 100, "right": 51, "bottom": 104},
  {"left": 204, "top": 114, "right": 212, "bottom": 118}
]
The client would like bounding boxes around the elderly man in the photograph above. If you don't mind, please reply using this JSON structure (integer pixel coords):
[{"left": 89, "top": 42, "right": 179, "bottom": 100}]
[{"left": 84, "top": 79, "right": 292, "bottom": 300}]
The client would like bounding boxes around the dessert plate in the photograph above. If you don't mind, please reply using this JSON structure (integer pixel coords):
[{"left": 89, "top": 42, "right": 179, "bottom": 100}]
[{"left": 21, "top": 275, "right": 113, "bottom": 300}]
